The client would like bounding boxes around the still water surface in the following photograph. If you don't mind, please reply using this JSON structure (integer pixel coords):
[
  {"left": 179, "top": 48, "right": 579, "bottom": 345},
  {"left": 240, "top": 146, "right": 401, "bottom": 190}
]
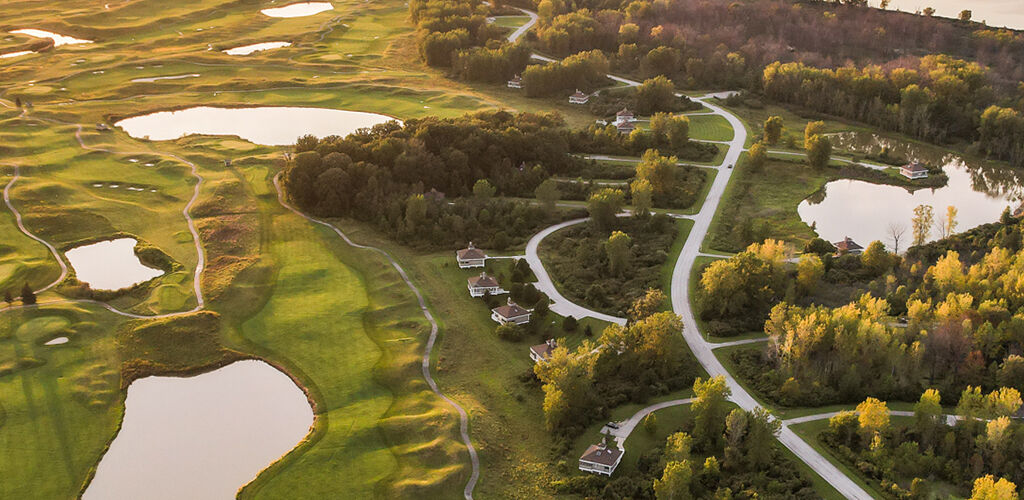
[{"left": 65, "top": 238, "right": 164, "bottom": 290}]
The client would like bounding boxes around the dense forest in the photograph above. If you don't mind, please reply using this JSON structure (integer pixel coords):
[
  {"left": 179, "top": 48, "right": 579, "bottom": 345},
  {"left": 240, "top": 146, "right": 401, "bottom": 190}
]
[
  {"left": 709, "top": 213, "right": 1024, "bottom": 408},
  {"left": 412, "top": 0, "right": 1024, "bottom": 166}
]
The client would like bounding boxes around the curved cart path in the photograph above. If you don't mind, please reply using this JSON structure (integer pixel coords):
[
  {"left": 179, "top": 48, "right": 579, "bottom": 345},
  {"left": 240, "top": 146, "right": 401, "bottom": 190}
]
[
  {"left": 273, "top": 174, "right": 480, "bottom": 499},
  {"left": 604, "top": 398, "right": 696, "bottom": 447},
  {"left": 1, "top": 123, "right": 206, "bottom": 319}
]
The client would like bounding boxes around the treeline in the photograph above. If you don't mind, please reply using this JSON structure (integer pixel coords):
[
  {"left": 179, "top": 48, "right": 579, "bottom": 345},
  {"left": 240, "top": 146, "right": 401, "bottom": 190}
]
[
  {"left": 566, "top": 114, "right": 720, "bottom": 162},
  {"left": 411, "top": 0, "right": 531, "bottom": 82},
  {"left": 723, "top": 214, "right": 1024, "bottom": 407},
  {"left": 283, "top": 111, "right": 585, "bottom": 248},
  {"left": 535, "top": 301, "right": 699, "bottom": 438},
  {"left": 529, "top": 0, "right": 1024, "bottom": 165},
  {"left": 822, "top": 391, "right": 1022, "bottom": 498},
  {"left": 522, "top": 50, "right": 609, "bottom": 96}
]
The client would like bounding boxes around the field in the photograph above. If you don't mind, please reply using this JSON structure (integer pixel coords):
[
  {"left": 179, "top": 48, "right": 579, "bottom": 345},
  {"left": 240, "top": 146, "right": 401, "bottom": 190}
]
[{"left": 685, "top": 113, "right": 734, "bottom": 142}]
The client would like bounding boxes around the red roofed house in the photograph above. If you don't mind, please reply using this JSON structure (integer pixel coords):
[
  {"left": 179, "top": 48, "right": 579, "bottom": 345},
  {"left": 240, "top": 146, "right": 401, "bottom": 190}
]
[
  {"left": 833, "top": 236, "right": 864, "bottom": 256},
  {"left": 456, "top": 242, "right": 487, "bottom": 268},
  {"left": 492, "top": 298, "right": 532, "bottom": 325},
  {"left": 615, "top": 108, "right": 634, "bottom": 123},
  {"left": 569, "top": 89, "right": 589, "bottom": 105},
  {"left": 579, "top": 441, "right": 624, "bottom": 476},
  {"left": 900, "top": 162, "right": 929, "bottom": 180},
  {"left": 467, "top": 272, "right": 505, "bottom": 297},
  {"left": 529, "top": 339, "right": 557, "bottom": 363}
]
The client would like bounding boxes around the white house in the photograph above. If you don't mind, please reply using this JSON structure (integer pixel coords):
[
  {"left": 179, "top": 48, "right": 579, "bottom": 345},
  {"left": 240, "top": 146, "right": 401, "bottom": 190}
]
[
  {"left": 833, "top": 236, "right": 864, "bottom": 255},
  {"left": 467, "top": 272, "right": 505, "bottom": 297},
  {"left": 507, "top": 75, "right": 522, "bottom": 89},
  {"left": 900, "top": 162, "right": 929, "bottom": 179},
  {"left": 579, "top": 442, "right": 624, "bottom": 476},
  {"left": 492, "top": 299, "right": 532, "bottom": 325},
  {"left": 615, "top": 120, "right": 636, "bottom": 134},
  {"left": 456, "top": 242, "right": 487, "bottom": 268},
  {"left": 614, "top": 108, "right": 634, "bottom": 124},
  {"left": 569, "top": 89, "right": 589, "bottom": 105},
  {"left": 529, "top": 339, "right": 557, "bottom": 363}
]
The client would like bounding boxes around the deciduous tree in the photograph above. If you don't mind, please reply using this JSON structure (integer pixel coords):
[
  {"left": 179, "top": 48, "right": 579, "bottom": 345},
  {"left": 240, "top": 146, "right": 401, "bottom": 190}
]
[{"left": 763, "top": 116, "right": 783, "bottom": 145}]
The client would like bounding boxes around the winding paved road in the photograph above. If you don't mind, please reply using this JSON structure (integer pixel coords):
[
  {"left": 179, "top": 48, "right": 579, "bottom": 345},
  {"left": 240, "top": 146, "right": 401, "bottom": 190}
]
[
  {"left": 273, "top": 174, "right": 481, "bottom": 500},
  {"left": 604, "top": 398, "right": 695, "bottom": 447}
]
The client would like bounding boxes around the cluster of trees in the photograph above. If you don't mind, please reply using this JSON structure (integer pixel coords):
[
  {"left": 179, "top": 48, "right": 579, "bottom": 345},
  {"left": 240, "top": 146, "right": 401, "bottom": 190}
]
[
  {"left": 283, "top": 111, "right": 586, "bottom": 248},
  {"left": 822, "top": 389, "right": 1022, "bottom": 498},
  {"left": 411, "top": 0, "right": 508, "bottom": 68},
  {"left": 587, "top": 76, "right": 702, "bottom": 117},
  {"left": 522, "top": 50, "right": 610, "bottom": 96},
  {"left": 696, "top": 239, "right": 795, "bottom": 336},
  {"left": 528, "top": 0, "right": 1024, "bottom": 165},
  {"left": 543, "top": 213, "right": 678, "bottom": 315},
  {"left": 567, "top": 117, "right": 720, "bottom": 162},
  {"left": 534, "top": 299, "right": 698, "bottom": 437},
  {"left": 1, "top": 283, "right": 35, "bottom": 307},
  {"left": 732, "top": 214, "right": 1024, "bottom": 407}
]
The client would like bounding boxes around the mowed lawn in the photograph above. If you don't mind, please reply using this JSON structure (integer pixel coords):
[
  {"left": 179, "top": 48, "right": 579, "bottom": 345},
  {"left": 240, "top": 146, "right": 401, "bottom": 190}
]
[{"left": 686, "top": 113, "right": 735, "bottom": 142}]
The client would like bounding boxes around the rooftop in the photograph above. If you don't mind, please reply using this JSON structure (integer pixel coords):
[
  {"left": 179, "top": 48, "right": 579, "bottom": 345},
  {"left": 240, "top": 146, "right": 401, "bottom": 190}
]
[
  {"left": 468, "top": 272, "right": 499, "bottom": 288},
  {"left": 580, "top": 443, "right": 623, "bottom": 466}
]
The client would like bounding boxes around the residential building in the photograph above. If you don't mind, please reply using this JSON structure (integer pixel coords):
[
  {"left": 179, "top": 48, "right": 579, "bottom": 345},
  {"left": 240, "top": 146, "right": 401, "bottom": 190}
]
[
  {"left": 834, "top": 236, "right": 864, "bottom": 255},
  {"left": 529, "top": 339, "right": 557, "bottom": 363},
  {"left": 900, "top": 162, "right": 929, "bottom": 179},
  {"left": 614, "top": 108, "right": 634, "bottom": 124},
  {"left": 492, "top": 298, "right": 532, "bottom": 325},
  {"left": 569, "top": 89, "right": 589, "bottom": 105},
  {"left": 615, "top": 120, "right": 636, "bottom": 134},
  {"left": 507, "top": 75, "right": 522, "bottom": 89},
  {"left": 579, "top": 442, "right": 624, "bottom": 476},
  {"left": 467, "top": 272, "right": 505, "bottom": 297},
  {"left": 456, "top": 242, "right": 486, "bottom": 268}
]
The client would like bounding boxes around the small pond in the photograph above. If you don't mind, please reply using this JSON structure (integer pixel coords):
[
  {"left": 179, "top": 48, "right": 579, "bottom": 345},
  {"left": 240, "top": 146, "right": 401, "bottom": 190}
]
[
  {"left": 131, "top": 73, "right": 200, "bottom": 83},
  {"left": 799, "top": 132, "right": 1022, "bottom": 250},
  {"left": 0, "top": 50, "right": 33, "bottom": 59},
  {"left": 64, "top": 238, "right": 164, "bottom": 290},
  {"left": 260, "top": 2, "right": 334, "bottom": 18},
  {"left": 83, "top": 360, "right": 314, "bottom": 500},
  {"left": 224, "top": 41, "right": 291, "bottom": 55},
  {"left": 115, "top": 106, "right": 397, "bottom": 146},
  {"left": 11, "top": 28, "right": 92, "bottom": 46}
]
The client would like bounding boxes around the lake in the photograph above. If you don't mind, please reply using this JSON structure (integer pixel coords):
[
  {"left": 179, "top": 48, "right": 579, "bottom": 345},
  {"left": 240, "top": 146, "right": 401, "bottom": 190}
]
[
  {"left": 873, "top": 0, "right": 1024, "bottom": 30},
  {"left": 260, "top": 2, "right": 334, "bottom": 18},
  {"left": 115, "top": 106, "right": 397, "bottom": 146},
  {"left": 799, "top": 132, "right": 1021, "bottom": 250},
  {"left": 83, "top": 360, "right": 314, "bottom": 500},
  {"left": 64, "top": 238, "right": 164, "bottom": 290}
]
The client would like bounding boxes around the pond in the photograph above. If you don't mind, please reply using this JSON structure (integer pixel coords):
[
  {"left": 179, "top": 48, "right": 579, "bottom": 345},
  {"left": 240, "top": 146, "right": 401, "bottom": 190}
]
[
  {"left": 83, "top": 360, "right": 314, "bottom": 500},
  {"left": 260, "top": 2, "right": 333, "bottom": 18},
  {"left": 131, "top": 73, "right": 200, "bottom": 83},
  {"left": 115, "top": 106, "right": 397, "bottom": 146},
  {"left": 0, "top": 50, "right": 33, "bottom": 59},
  {"left": 799, "top": 132, "right": 1021, "bottom": 250},
  {"left": 873, "top": 0, "right": 1024, "bottom": 30},
  {"left": 224, "top": 41, "right": 291, "bottom": 55},
  {"left": 64, "top": 238, "right": 164, "bottom": 290},
  {"left": 10, "top": 28, "right": 93, "bottom": 46}
]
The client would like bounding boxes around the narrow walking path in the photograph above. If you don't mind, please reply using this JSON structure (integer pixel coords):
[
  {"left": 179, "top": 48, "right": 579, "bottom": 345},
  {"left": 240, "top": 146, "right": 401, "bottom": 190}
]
[
  {"left": 604, "top": 398, "right": 695, "bottom": 448},
  {"left": 708, "top": 337, "right": 769, "bottom": 349},
  {"left": 784, "top": 410, "right": 959, "bottom": 427},
  {"left": 273, "top": 174, "right": 481, "bottom": 500}
]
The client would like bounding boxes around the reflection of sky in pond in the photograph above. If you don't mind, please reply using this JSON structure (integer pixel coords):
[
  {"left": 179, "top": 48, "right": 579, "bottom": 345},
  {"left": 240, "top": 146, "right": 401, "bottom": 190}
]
[{"left": 65, "top": 238, "right": 164, "bottom": 290}]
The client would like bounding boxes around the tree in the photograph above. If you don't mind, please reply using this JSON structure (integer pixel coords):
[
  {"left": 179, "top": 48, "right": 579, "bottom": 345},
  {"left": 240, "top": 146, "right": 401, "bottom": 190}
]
[
  {"left": 2, "top": 290, "right": 11, "bottom": 305},
  {"left": 629, "top": 288, "right": 667, "bottom": 321},
  {"left": 860, "top": 241, "right": 893, "bottom": 275},
  {"left": 20, "top": 282, "right": 35, "bottom": 305},
  {"left": 635, "top": 149, "right": 676, "bottom": 195},
  {"left": 914, "top": 388, "right": 942, "bottom": 448},
  {"left": 970, "top": 475, "right": 1018, "bottom": 500},
  {"left": 856, "top": 397, "right": 890, "bottom": 440},
  {"left": 922, "top": 7, "right": 935, "bottom": 17},
  {"left": 804, "top": 121, "right": 826, "bottom": 150},
  {"left": 937, "top": 205, "right": 959, "bottom": 238},
  {"left": 888, "top": 222, "right": 907, "bottom": 253},
  {"left": 796, "top": 253, "right": 824, "bottom": 294},
  {"left": 635, "top": 76, "right": 677, "bottom": 114},
  {"left": 959, "top": 9, "right": 972, "bottom": 22},
  {"left": 562, "top": 315, "right": 577, "bottom": 332},
  {"left": 587, "top": 188, "right": 625, "bottom": 230},
  {"left": 805, "top": 134, "right": 831, "bottom": 169},
  {"left": 534, "top": 179, "right": 560, "bottom": 213},
  {"left": 911, "top": 204, "right": 934, "bottom": 246},
  {"left": 405, "top": 194, "right": 427, "bottom": 230},
  {"left": 654, "top": 460, "right": 693, "bottom": 500},
  {"left": 630, "top": 178, "right": 653, "bottom": 217},
  {"left": 605, "top": 230, "right": 632, "bottom": 275},
  {"left": 763, "top": 116, "right": 783, "bottom": 145},
  {"left": 748, "top": 141, "right": 767, "bottom": 172},
  {"left": 664, "top": 431, "right": 693, "bottom": 462},
  {"left": 473, "top": 179, "right": 496, "bottom": 201},
  {"left": 692, "top": 376, "right": 731, "bottom": 448},
  {"left": 643, "top": 412, "right": 658, "bottom": 434}
]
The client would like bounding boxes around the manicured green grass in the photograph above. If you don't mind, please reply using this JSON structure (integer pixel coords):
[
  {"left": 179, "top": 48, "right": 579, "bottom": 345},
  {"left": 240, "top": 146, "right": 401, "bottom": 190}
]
[
  {"left": 686, "top": 113, "right": 734, "bottom": 142},
  {"left": 492, "top": 15, "right": 531, "bottom": 28}
]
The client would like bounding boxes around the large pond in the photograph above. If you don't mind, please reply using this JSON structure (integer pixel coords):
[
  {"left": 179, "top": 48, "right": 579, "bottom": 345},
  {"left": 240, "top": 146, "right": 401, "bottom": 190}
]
[
  {"left": 260, "top": 2, "right": 334, "bottom": 18},
  {"left": 11, "top": 28, "right": 93, "bottom": 46},
  {"left": 872, "top": 0, "right": 1024, "bottom": 30},
  {"left": 799, "top": 132, "right": 1022, "bottom": 250},
  {"left": 224, "top": 41, "right": 292, "bottom": 55},
  {"left": 65, "top": 238, "right": 164, "bottom": 290},
  {"left": 83, "top": 360, "right": 314, "bottom": 500},
  {"left": 115, "top": 106, "right": 396, "bottom": 146}
]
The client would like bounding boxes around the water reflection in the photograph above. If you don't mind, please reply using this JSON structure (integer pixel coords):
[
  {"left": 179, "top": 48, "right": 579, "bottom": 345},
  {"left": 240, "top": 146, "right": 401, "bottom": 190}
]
[{"left": 65, "top": 238, "right": 164, "bottom": 290}]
